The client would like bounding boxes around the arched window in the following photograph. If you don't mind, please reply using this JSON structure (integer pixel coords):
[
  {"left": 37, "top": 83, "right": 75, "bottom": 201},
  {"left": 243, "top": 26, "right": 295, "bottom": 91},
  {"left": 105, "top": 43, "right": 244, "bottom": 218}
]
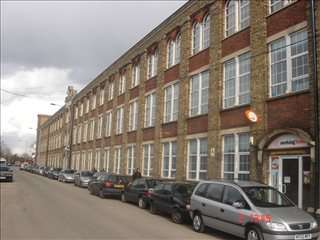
[
  {"left": 167, "top": 33, "right": 181, "bottom": 68},
  {"left": 192, "top": 22, "right": 201, "bottom": 54},
  {"left": 225, "top": 0, "right": 250, "bottom": 37},
  {"left": 203, "top": 15, "right": 210, "bottom": 49},
  {"left": 192, "top": 14, "right": 210, "bottom": 55}
]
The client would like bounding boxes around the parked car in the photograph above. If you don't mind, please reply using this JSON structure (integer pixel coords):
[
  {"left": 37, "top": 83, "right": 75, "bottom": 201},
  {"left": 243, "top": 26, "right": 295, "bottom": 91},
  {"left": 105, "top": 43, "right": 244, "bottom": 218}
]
[
  {"left": 47, "top": 168, "right": 62, "bottom": 180},
  {"left": 149, "top": 182, "right": 196, "bottom": 224},
  {"left": 74, "top": 171, "right": 93, "bottom": 187},
  {"left": 58, "top": 169, "right": 76, "bottom": 183},
  {"left": 0, "top": 166, "right": 13, "bottom": 182},
  {"left": 43, "top": 167, "right": 50, "bottom": 177},
  {"left": 190, "top": 180, "right": 319, "bottom": 240},
  {"left": 88, "top": 173, "right": 130, "bottom": 198},
  {"left": 121, "top": 178, "right": 164, "bottom": 209}
]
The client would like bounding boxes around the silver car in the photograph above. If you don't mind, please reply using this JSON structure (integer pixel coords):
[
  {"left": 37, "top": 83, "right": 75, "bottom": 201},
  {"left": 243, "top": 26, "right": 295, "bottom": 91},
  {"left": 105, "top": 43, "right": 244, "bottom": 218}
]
[
  {"left": 74, "top": 171, "right": 93, "bottom": 188},
  {"left": 58, "top": 169, "right": 76, "bottom": 183},
  {"left": 190, "top": 180, "right": 319, "bottom": 240}
]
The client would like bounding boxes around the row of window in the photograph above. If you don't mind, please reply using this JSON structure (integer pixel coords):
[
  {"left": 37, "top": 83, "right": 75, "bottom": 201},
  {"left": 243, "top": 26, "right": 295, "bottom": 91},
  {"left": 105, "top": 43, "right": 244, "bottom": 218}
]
[
  {"left": 75, "top": 29, "right": 308, "bottom": 128},
  {"left": 73, "top": 0, "right": 299, "bottom": 119},
  {"left": 70, "top": 132, "right": 250, "bottom": 181}
]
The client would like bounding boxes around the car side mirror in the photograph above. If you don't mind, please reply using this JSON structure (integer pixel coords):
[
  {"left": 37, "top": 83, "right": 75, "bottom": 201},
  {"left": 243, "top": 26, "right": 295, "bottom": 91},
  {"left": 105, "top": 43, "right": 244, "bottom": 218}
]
[{"left": 232, "top": 201, "right": 245, "bottom": 209}]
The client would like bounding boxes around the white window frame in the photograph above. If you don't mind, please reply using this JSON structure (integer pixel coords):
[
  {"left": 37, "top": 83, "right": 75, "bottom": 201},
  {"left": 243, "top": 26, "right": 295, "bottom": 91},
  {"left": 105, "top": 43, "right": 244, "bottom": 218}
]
[
  {"left": 99, "top": 88, "right": 105, "bottom": 106},
  {"left": 127, "top": 145, "right": 136, "bottom": 175},
  {"left": 268, "top": 29, "right": 309, "bottom": 97},
  {"left": 128, "top": 99, "right": 138, "bottom": 132},
  {"left": 144, "top": 92, "right": 156, "bottom": 128},
  {"left": 131, "top": 64, "right": 140, "bottom": 88},
  {"left": 115, "top": 106, "right": 124, "bottom": 135},
  {"left": 187, "top": 138, "right": 208, "bottom": 181},
  {"left": 108, "top": 81, "right": 114, "bottom": 101},
  {"left": 80, "top": 103, "right": 83, "bottom": 116},
  {"left": 114, "top": 147, "right": 122, "bottom": 174},
  {"left": 91, "top": 94, "right": 96, "bottom": 110},
  {"left": 222, "top": 132, "right": 250, "bottom": 180},
  {"left": 83, "top": 121, "right": 88, "bottom": 142},
  {"left": 164, "top": 82, "right": 179, "bottom": 123},
  {"left": 97, "top": 114, "right": 103, "bottom": 139},
  {"left": 167, "top": 34, "right": 181, "bottom": 68},
  {"left": 269, "top": 0, "right": 296, "bottom": 14},
  {"left": 162, "top": 141, "right": 177, "bottom": 178},
  {"left": 105, "top": 110, "right": 112, "bottom": 137},
  {"left": 225, "top": 0, "right": 250, "bottom": 37},
  {"left": 88, "top": 119, "right": 95, "bottom": 141},
  {"left": 119, "top": 73, "right": 126, "bottom": 95},
  {"left": 104, "top": 148, "right": 110, "bottom": 172},
  {"left": 189, "top": 70, "right": 209, "bottom": 117},
  {"left": 77, "top": 124, "right": 82, "bottom": 144},
  {"left": 192, "top": 14, "right": 210, "bottom": 55},
  {"left": 85, "top": 98, "right": 90, "bottom": 113},
  {"left": 142, "top": 143, "right": 154, "bottom": 177},
  {"left": 147, "top": 50, "right": 158, "bottom": 79},
  {"left": 223, "top": 51, "right": 251, "bottom": 108},
  {"left": 95, "top": 149, "right": 101, "bottom": 170}
]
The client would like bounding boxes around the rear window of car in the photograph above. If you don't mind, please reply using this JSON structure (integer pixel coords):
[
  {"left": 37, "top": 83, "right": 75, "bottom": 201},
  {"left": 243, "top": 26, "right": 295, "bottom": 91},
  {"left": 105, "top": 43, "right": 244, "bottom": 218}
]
[
  {"left": 174, "top": 184, "right": 194, "bottom": 196},
  {"left": 206, "top": 183, "right": 224, "bottom": 202},
  {"left": 64, "top": 170, "right": 75, "bottom": 174},
  {"left": 146, "top": 179, "right": 161, "bottom": 188},
  {"left": 81, "top": 171, "right": 93, "bottom": 177}
]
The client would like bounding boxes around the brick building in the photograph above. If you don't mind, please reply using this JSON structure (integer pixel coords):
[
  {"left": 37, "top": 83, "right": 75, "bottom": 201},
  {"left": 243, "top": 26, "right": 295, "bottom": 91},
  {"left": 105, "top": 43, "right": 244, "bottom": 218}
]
[{"left": 36, "top": 0, "right": 320, "bottom": 210}]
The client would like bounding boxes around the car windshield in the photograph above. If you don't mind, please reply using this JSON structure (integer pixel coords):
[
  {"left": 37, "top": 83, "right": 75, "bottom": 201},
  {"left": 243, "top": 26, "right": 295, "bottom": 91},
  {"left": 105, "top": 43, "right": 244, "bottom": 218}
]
[
  {"left": 0, "top": 167, "right": 9, "bottom": 171},
  {"left": 81, "top": 171, "right": 93, "bottom": 177},
  {"left": 64, "top": 170, "right": 75, "bottom": 174},
  {"left": 242, "top": 186, "right": 294, "bottom": 208}
]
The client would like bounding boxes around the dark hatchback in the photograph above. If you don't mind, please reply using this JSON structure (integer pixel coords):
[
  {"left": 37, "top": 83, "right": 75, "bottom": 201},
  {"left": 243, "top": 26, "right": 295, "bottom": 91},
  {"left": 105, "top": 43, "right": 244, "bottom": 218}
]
[
  {"left": 121, "top": 178, "right": 164, "bottom": 209},
  {"left": 47, "top": 168, "right": 62, "bottom": 180},
  {"left": 149, "top": 182, "right": 196, "bottom": 224},
  {"left": 88, "top": 174, "right": 130, "bottom": 198}
]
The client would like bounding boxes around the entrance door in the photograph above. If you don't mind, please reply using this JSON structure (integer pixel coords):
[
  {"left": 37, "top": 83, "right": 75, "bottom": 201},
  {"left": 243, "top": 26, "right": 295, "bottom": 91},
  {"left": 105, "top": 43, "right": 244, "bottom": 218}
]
[{"left": 282, "top": 158, "right": 299, "bottom": 205}]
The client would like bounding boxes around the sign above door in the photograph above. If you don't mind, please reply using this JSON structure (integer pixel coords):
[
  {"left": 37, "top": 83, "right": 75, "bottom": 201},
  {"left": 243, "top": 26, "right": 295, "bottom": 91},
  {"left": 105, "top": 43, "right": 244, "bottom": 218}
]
[{"left": 268, "top": 134, "right": 309, "bottom": 150}]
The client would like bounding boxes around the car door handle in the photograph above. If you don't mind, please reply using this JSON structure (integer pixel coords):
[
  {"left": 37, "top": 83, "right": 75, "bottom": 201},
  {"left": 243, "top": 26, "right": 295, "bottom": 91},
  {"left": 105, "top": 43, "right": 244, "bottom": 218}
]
[
  {"left": 220, "top": 208, "right": 224, "bottom": 213},
  {"left": 201, "top": 203, "right": 206, "bottom": 207}
]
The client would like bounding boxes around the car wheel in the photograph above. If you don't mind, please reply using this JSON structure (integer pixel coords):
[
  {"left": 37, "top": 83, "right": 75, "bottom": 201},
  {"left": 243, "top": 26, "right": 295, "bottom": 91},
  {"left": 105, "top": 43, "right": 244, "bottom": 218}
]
[
  {"left": 246, "top": 226, "right": 263, "bottom": 240},
  {"left": 171, "top": 210, "right": 183, "bottom": 224},
  {"left": 192, "top": 213, "right": 205, "bottom": 233},
  {"left": 138, "top": 197, "right": 146, "bottom": 209},
  {"left": 99, "top": 190, "right": 105, "bottom": 199},
  {"left": 149, "top": 202, "right": 157, "bottom": 214},
  {"left": 121, "top": 193, "right": 126, "bottom": 202}
]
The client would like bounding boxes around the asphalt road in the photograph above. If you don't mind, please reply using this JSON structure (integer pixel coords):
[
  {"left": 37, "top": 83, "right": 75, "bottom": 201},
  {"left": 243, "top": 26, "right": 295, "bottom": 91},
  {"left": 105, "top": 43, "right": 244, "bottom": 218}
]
[{"left": 1, "top": 170, "right": 240, "bottom": 240}]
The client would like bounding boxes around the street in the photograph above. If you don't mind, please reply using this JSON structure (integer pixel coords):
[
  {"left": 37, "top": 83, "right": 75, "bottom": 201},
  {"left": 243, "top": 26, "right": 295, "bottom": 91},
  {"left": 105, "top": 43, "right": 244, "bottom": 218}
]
[{"left": 1, "top": 170, "right": 239, "bottom": 240}]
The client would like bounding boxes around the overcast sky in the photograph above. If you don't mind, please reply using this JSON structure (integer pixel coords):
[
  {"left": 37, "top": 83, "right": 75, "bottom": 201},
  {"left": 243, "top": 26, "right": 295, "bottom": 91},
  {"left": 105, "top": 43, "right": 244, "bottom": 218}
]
[{"left": 1, "top": 1, "right": 186, "bottom": 155}]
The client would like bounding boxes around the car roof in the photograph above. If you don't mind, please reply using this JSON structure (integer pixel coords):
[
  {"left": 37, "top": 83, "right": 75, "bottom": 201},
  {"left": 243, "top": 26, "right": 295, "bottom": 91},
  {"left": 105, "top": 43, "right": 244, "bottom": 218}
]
[{"left": 199, "top": 179, "right": 267, "bottom": 188}]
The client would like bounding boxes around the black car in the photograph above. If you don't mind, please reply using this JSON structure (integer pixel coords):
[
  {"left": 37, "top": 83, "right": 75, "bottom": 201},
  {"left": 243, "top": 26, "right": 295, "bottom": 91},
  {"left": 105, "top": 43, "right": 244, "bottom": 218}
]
[
  {"left": 47, "top": 168, "right": 62, "bottom": 180},
  {"left": 121, "top": 178, "right": 163, "bottom": 209},
  {"left": 149, "top": 182, "right": 196, "bottom": 224},
  {"left": 88, "top": 173, "right": 130, "bottom": 198}
]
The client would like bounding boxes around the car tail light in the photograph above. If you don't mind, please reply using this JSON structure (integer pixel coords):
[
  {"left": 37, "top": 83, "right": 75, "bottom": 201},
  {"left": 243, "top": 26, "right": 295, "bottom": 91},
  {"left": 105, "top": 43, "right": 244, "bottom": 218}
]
[{"left": 105, "top": 181, "right": 113, "bottom": 188}]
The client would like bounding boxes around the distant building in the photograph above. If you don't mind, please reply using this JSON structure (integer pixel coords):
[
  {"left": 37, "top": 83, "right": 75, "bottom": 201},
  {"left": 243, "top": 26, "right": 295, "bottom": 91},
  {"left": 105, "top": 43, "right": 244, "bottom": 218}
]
[{"left": 36, "top": 0, "right": 320, "bottom": 211}]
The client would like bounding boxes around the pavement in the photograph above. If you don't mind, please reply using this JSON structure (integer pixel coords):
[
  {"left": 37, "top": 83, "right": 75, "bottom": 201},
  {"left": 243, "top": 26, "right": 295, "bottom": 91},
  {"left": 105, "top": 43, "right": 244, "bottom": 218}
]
[{"left": 0, "top": 170, "right": 240, "bottom": 240}]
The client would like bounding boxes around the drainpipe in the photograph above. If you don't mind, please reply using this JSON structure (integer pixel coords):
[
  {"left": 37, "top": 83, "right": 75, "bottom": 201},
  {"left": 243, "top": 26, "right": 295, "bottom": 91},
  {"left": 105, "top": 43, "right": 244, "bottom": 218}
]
[{"left": 310, "top": 0, "right": 319, "bottom": 212}]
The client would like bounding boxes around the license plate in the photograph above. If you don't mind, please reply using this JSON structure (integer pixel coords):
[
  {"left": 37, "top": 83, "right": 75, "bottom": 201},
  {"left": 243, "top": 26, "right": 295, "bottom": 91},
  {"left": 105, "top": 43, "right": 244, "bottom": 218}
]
[
  {"left": 0, "top": 177, "right": 6, "bottom": 179},
  {"left": 114, "top": 184, "right": 124, "bottom": 188},
  {"left": 295, "top": 234, "right": 312, "bottom": 240}
]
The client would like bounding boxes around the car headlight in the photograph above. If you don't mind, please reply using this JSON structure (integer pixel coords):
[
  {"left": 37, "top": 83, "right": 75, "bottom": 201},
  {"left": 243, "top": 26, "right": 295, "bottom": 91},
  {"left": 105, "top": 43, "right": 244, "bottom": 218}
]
[
  {"left": 311, "top": 221, "right": 318, "bottom": 229},
  {"left": 266, "top": 222, "right": 287, "bottom": 231}
]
